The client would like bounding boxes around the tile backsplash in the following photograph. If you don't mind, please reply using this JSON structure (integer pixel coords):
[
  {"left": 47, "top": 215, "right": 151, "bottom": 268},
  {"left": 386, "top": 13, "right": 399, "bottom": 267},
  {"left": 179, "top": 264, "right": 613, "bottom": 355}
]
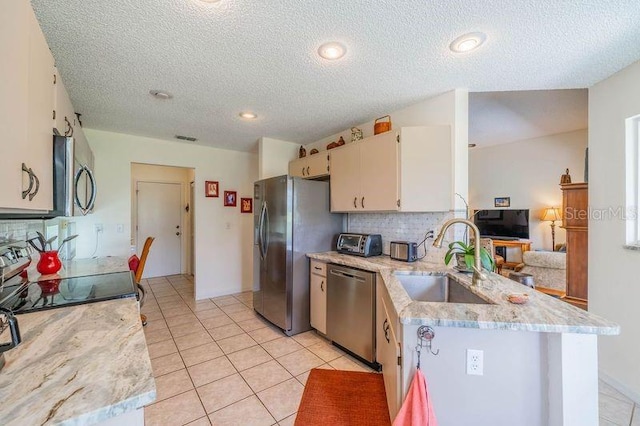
[
  {"left": 0, "top": 220, "right": 44, "bottom": 243},
  {"left": 347, "top": 211, "right": 464, "bottom": 263}
]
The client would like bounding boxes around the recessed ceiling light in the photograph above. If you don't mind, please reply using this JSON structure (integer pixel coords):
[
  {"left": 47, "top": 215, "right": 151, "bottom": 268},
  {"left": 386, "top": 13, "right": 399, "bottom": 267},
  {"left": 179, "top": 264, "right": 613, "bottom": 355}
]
[
  {"left": 149, "top": 90, "right": 172, "bottom": 100},
  {"left": 239, "top": 112, "right": 257, "bottom": 119},
  {"left": 317, "top": 42, "right": 347, "bottom": 60},
  {"left": 449, "top": 32, "right": 487, "bottom": 53},
  {"left": 199, "top": 0, "right": 221, "bottom": 3}
]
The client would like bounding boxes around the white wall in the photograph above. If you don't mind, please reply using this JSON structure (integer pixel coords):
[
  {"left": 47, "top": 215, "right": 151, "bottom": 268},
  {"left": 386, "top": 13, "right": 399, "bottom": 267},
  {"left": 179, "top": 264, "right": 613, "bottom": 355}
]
[
  {"left": 589, "top": 59, "right": 640, "bottom": 402},
  {"left": 130, "top": 163, "right": 193, "bottom": 274},
  {"left": 304, "top": 89, "right": 469, "bottom": 211},
  {"left": 76, "top": 129, "right": 258, "bottom": 299},
  {"left": 402, "top": 325, "right": 545, "bottom": 426},
  {"left": 469, "top": 129, "right": 588, "bottom": 250},
  {"left": 258, "top": 137, "right": 299, "bottom": 179}
]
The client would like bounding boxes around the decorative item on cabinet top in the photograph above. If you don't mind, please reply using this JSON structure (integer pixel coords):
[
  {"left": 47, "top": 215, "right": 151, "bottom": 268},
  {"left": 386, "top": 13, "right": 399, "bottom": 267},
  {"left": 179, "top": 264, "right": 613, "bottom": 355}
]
[
  {"left": 327, "top": 141, "right": 338, "bottom": 150},
  {"left": 560, "top": 168, "right": 572, "bottom": 184},
  {"left": 299, "top": 146, "right": 306, "bottom": 158},
  {"left": 337, "top": 136, "right": 345, "bottom": 146},
  {"left": 310, "top": 148, "right": 319, "bottom": 155},
  {"left": 374, "top": 115, "right": 392, "bottom": 135},
  {"left": 351, "top": 127, "right": 363, "bottom": 142}
]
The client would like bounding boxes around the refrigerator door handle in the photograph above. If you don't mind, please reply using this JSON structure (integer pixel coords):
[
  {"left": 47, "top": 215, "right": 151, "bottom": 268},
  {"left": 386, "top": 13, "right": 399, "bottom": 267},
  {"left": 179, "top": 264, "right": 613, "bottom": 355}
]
[
  {"left": 262, "top": 201, "right": 270, "bottom": 260},
  {"left": 258, "top": 202, "right": 267, "bottom": 260}
]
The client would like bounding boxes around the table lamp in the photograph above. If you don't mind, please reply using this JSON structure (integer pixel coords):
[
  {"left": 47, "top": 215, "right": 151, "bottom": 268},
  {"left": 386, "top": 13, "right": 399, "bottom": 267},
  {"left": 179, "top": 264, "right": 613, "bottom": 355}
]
[{"left": 541, "top": 207, "right": 562, "bottom": 251}]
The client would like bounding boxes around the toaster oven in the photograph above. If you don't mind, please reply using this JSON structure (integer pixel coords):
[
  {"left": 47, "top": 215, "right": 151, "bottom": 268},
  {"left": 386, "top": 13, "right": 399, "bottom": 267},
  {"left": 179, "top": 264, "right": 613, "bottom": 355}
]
[{"left": 336, "top": 233, "right": 382, "bottom": 257}]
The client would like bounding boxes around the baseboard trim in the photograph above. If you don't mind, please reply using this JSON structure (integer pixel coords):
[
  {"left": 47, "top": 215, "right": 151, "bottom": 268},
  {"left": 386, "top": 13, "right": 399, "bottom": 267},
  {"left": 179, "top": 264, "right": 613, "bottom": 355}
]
[{"left": 599, "top": 370, "right": 640, "bottom": 405}]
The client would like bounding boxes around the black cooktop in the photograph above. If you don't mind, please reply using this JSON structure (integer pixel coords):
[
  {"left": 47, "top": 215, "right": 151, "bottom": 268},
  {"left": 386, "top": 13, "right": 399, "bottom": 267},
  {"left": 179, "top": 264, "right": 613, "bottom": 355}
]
[{"left": 0, "top": 271, "right": 136, "bottom": 314}]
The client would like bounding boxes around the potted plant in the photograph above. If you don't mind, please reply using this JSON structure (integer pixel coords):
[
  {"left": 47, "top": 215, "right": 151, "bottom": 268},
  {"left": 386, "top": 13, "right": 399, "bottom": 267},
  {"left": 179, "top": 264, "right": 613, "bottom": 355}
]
[{"left": 444, "top": 241, "right": 495, "bottom": 272}]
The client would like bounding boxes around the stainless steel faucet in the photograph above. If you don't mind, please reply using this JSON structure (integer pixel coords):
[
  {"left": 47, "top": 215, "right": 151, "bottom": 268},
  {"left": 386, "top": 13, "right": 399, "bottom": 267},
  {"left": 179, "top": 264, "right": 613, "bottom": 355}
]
[{"left": 433, "top": 218, "right": 488, "bottom": 286}]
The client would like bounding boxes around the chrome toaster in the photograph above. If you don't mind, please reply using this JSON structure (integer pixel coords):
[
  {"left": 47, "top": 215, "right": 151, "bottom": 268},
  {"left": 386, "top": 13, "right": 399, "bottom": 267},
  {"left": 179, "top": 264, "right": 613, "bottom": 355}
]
[{"left": 390, "top": 241, "right": 418, "bottom": 262}]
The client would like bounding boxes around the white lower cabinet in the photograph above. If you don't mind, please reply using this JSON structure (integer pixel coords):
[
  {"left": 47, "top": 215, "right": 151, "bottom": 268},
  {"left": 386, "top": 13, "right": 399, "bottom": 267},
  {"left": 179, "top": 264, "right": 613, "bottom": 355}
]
[
  {"left": 309, "top": 260, "right": 327, "bottom": 334},
  {"left": 377, "top": 280, "right": 402, "bottom": 420}
]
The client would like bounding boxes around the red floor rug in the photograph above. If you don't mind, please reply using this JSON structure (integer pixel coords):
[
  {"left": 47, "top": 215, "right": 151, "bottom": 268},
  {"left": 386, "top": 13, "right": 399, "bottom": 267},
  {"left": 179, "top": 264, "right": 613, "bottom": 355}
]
[{"left": 295, "top": 368, "right": 391, "bottom": 426}]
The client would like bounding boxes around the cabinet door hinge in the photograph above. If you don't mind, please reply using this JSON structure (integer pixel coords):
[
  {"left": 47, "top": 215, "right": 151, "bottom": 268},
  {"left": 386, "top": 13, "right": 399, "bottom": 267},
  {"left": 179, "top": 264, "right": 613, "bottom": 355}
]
[
  {"left": 397, "top": 199, "right": 400, "bottom": 207},
  {"left": 397, "top": 355, "right": 402, "bottom": 366},
  {"left": 52, "top": 110, "right": 56, "bottom": 120},
  {"left": 53, "top": 74, "right": 56, "bottom": 84},
  {"left": 396, "top": 135, "right": 400, "bottom": 143}
]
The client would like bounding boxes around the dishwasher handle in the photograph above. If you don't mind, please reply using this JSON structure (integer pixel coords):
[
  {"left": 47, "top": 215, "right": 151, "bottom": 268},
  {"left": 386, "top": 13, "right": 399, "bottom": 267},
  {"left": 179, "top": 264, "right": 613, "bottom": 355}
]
[{"left": 329, "top": 269, "right": 367, "bottom": 283}]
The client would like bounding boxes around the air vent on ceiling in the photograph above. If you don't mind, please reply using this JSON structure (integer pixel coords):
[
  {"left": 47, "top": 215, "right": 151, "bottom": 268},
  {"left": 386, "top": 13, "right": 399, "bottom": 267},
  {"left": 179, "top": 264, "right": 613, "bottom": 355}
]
[{"left": 175, "top": 135, "right": 197, "bottom": 142}]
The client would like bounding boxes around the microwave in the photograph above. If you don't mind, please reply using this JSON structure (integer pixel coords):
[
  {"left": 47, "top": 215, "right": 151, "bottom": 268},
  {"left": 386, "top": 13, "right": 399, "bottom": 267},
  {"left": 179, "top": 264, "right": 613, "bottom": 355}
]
[
  {"left": 336, "top": 233, "right": 382, "bottom": 257},
  {"left": 0, "top": 136, "right": 96, "bottom": 219}
]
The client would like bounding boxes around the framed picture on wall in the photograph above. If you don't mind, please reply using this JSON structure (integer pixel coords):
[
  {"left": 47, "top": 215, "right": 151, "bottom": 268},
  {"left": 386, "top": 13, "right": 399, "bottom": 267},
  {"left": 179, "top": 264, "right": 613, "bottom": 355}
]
[
  {"left": 205, "top": 181, "right": 219, "bottom": 198},
  {"left": 224, "top": 191, "right": 237, "bottom": 207},
  {"left": 494, "top": 197, "right": 511, "bottom": 208},
  {"left": 240, "top": 198, "right": 253, "bottom": 213}
]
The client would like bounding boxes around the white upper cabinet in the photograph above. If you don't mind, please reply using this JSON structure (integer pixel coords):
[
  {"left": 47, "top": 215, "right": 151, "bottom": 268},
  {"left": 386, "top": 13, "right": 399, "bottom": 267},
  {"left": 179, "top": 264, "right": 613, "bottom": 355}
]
[
  {"left": 26, "top": 7, "right": 55, "bottom": 210},
  {"left": 0, "top": 0, "right": 31, "bottom": 209},
  {"left": 289, "top": 153, "right": 330, "bottom": 179},
  {"left": 330, "top": 126, "right": 452, "bottom": 213},
  {"left": 54, "top": 67, "right": 76, "bottom": 137},
  {"left": 0, "top": 0, "right": 54, "bottom": 210},
  {"left": 397, "top": 126, "right": 452, "bottom": 212}
]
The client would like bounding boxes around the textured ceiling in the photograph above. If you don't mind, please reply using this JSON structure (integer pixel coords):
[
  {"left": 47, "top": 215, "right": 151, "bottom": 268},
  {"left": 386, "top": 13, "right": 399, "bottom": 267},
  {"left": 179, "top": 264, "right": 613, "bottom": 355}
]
[
  {"left": 469, "top": 89, "right": 588, "bottom": 147},
  {"left": 31, "top": 0, "right": 640, "bottom": 152}
]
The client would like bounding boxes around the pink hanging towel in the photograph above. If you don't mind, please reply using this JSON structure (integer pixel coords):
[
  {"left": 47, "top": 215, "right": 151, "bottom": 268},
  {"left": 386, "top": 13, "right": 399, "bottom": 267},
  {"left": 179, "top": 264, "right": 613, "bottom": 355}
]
[{"left": 392, "top": 368, "right": 438, "bottom": 426}]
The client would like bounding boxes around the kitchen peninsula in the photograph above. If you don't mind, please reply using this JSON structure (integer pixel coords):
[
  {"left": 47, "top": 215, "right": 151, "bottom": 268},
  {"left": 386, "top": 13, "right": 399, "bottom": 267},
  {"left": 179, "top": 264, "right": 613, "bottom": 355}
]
[
  {"left": 308, "top": 252, "right": 619, "bottom": 426},
  {"left": 0, "top": 257, "right": 155, "bottom": 426}
]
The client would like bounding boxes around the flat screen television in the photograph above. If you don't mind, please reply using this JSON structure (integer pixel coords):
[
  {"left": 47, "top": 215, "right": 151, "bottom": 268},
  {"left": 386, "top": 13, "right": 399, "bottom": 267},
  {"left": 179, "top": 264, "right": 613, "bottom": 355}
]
[{"left": 473, "top": 209, "right": 530, "bottom": 240}]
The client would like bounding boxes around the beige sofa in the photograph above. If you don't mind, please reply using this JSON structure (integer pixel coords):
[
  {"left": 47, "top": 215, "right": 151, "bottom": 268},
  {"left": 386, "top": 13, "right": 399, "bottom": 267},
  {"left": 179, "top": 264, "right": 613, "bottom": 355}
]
[{"left": 514, "top": 251, "right": 566, "bottom": 293}]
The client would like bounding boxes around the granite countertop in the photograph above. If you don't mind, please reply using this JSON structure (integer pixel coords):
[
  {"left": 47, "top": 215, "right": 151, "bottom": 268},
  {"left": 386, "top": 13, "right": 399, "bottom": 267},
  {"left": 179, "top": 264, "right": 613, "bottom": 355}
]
[
  {"left": 0, "top": 298, "right": 155, "bottom": 426},
  {"left": 307, "top": 252, "right": 620, "bottom": 335},
  {"left": 0, "top": 256, "right": 154, "bottom": 425}
]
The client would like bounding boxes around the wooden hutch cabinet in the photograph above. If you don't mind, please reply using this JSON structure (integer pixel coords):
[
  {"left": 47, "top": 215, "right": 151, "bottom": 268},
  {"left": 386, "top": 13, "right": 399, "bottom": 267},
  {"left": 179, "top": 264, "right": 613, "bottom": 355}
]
[{"left": 560, "top": 183, "right": 588, "bottom": 309}]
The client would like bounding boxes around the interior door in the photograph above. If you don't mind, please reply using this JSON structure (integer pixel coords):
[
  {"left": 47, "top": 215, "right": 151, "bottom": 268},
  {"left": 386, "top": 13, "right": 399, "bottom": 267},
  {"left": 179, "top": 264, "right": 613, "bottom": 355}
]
[{"left": 137, "top": 181, "right": 182, "bottom": 278}]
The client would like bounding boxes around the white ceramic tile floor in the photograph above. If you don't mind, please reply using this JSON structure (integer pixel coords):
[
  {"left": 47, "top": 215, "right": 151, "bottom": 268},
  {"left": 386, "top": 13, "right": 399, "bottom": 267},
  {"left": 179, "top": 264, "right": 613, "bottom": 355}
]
[
  {"left": 140, "top": 275, "right": 638, "bottom": 426},
  {"left": 141, "top": 274, "right": 377, "bottom": 426}
]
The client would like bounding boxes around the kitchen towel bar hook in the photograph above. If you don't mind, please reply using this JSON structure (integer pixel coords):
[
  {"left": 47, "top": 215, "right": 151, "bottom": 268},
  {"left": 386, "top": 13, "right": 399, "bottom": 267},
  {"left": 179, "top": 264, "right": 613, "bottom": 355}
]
[{"left": 415, "top": 325, "right": 439, "bottom": 369}]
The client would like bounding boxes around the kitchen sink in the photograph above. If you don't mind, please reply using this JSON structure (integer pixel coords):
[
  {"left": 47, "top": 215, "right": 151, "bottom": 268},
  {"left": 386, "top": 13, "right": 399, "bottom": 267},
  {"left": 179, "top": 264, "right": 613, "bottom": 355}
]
[{"left": 394, "top": 271, "right": 493, "bottom": 304}]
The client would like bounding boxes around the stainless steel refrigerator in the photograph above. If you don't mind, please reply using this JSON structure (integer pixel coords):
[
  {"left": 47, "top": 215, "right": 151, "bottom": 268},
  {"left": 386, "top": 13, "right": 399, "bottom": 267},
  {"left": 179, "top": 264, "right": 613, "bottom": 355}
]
[{"left": 253, "top": 175, "right": 344, "bottom": 336}]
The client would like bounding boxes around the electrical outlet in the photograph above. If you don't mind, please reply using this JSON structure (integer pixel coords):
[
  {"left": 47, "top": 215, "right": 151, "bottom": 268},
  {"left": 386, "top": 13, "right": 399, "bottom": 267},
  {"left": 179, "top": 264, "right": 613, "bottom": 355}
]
[
  {"left": 466, "top": 349, "right": 484, "bottom": 376},
  {"left": 94, "top": 223, "right": 104, "bottom": 233},
  {"left": 116, "top": 224, "right": 124, "bottom": 233}
]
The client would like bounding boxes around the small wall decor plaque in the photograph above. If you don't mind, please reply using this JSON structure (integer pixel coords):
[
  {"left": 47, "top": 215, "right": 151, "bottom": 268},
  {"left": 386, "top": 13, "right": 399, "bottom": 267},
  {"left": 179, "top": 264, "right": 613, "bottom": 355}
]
[
  {"left": 224, "top": 191, "right": 237, "bottom": 207},
  {"left": 494, "top": 197, "right": 510, "bottom": 208},
  {"left": 205, "top": 181, "right": 219, "bottom": 198},
  {"left": 240, "top": 198, "right": 253, "bottom": 213}
]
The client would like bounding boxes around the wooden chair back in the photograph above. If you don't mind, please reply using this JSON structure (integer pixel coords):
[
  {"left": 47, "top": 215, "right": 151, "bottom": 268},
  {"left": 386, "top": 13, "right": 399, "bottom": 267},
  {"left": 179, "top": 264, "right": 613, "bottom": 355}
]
[{"left": 135, "top": 237, "right": 155, "bottom": 284}]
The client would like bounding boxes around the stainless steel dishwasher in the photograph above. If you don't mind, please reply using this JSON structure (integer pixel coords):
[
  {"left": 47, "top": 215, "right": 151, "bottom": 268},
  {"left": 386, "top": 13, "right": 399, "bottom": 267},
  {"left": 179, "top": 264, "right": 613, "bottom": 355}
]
[{"left": 326, "top": 263, "right": 376, "bottom": 365}]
